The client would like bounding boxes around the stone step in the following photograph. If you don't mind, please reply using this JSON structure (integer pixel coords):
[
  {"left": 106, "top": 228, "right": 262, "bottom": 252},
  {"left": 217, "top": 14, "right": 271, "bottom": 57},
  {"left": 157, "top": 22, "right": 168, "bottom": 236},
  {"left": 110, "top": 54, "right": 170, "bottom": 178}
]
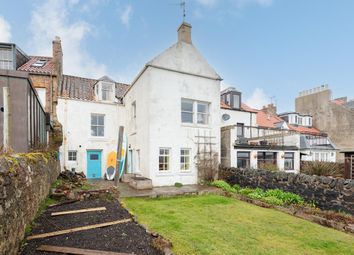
[{"left": 128, "top": 176, "right": 153, "bottom": 190}]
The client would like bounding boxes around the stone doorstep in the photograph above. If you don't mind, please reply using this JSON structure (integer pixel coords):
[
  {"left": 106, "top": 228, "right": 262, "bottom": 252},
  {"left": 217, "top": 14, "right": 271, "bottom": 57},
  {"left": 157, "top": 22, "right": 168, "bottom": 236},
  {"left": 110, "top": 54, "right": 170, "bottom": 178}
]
[
  {"left": 121, "top": 173, "right": 141, "bottom": 183},
  {"left": 129, "top": 178, "right": 153, "bottom": 190}
]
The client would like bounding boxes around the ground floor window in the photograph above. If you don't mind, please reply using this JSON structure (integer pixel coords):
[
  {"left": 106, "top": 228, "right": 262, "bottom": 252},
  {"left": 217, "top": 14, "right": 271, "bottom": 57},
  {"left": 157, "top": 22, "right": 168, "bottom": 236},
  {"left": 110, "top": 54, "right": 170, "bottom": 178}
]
[
  {"left": 180, "top": 148, "right": 191, "bottom": 171},
  {"left": 68, "top": 150, "right": 77, "bottom": 161},
  {"left": 237, "top": 151, "right": 250, "bottom": 168},
  {"left": 284, "top": 152, "right": 294, "bottom": 170},
  {"left": 257, "top": 152, "right": 277, "bottom": 168},
  {"left": 159, "top": 148, "right": 170, "bottom": 171}
]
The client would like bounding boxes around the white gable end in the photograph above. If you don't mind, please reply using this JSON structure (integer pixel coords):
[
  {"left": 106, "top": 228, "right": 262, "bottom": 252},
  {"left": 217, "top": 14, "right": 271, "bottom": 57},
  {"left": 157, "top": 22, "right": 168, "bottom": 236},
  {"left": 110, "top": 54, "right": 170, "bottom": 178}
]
[{"left": 147, "top": 41, "right": 221, "bottom": 80}]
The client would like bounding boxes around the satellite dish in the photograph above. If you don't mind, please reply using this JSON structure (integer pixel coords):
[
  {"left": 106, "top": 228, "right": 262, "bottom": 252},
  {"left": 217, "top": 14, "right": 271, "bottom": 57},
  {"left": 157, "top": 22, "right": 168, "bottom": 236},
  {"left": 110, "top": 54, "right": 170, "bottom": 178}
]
[{"left": 222, "top": 114, "right": 230, "bottom": 121}]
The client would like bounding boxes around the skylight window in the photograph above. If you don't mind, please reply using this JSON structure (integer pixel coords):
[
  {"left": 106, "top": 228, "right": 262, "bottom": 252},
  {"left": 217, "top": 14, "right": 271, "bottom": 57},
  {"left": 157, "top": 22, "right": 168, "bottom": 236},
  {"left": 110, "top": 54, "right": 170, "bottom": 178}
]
[{"left": 31, "top": 59, "right": 47, "bottom": 67}]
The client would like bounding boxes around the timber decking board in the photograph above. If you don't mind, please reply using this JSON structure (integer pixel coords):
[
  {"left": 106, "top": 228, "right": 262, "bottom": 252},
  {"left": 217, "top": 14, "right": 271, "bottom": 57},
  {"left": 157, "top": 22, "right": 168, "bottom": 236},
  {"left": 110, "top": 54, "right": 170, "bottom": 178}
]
[
  {"left": 27, "top": 219, "right": 132, "bottom": 240},
  {"left": 51, "top": 207, "right": 106, "bottom": 216},
  {"left": 37, "top": 245, "right": 134, "bottom": 255}
]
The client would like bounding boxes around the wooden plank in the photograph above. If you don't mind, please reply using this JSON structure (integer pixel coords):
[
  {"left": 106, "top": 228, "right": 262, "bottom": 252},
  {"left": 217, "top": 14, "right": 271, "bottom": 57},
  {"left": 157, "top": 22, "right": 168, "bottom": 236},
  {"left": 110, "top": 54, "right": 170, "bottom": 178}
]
[
  {"left": 51, "top": 207, "right": 106, "bottom": 216},
  {"left": 27, "top": 218, "right": 132, "bottom": 240},
  {"left": 37, "top": 245, "right": 134, "bottom": 255}
]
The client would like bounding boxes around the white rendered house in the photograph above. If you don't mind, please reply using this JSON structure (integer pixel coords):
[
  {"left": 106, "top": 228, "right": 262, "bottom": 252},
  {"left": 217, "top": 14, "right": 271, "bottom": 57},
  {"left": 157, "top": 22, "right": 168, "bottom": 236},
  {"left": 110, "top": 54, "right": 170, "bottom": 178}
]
[
  {"left": 57, "top": 75, "right": 129, "bottom": 178},
  {"left": 57, "top": 22, "right": 222, "bottom": 186},
  {"left": 124, "top": 22, "right": 222, "bottom": 186}
]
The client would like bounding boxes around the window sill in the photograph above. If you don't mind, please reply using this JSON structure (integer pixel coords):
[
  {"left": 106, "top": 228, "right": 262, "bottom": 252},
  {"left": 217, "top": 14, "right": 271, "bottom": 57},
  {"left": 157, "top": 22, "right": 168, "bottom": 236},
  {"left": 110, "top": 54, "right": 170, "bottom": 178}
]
[
  {"left": 156, "top": 171, "right": 174, "bottom": 177},
  {"left": 181, "top": 123, "right": 211, "bottom": 129},
  {"left": 89, "top": 137, "right": 108, "bottom": 142}
]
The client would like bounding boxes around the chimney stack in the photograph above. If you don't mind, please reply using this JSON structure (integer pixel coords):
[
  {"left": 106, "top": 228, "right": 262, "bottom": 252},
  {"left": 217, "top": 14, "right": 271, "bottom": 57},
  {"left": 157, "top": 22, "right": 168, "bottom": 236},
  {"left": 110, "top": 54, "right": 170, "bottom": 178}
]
[
  {"left": 262, "top": 103, "right": 277, "bottom": 116},
  {"left": 178, "top": 22, "right": 192, "bottom": 44}
]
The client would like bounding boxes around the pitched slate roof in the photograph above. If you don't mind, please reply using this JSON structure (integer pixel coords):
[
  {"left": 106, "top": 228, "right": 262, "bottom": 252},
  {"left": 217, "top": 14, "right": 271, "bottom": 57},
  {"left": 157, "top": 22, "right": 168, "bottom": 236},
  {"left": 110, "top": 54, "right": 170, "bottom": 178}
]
[
  {"left": 18, "top": 56, "right": 55, "bottom": 75},
  {"left": 59, "top": 74, "right": 130, "bottom": 101}
]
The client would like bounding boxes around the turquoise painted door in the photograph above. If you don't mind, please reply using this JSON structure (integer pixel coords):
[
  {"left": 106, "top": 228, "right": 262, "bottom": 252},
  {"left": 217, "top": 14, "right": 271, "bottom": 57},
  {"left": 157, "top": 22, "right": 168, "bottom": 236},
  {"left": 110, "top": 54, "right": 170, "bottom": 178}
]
[{"left": 87, "top": 150, "right": 102, "bottom": 179}]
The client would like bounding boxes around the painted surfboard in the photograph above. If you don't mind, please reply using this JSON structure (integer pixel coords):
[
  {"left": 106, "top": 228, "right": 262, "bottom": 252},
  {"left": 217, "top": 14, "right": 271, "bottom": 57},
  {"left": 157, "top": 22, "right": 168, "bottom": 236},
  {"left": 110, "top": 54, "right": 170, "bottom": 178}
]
[
  {"left": 119, "top": 135, "right": 127, "bottom": 178},
  {"left": 105, "top": 151, "right": 117, "bottom": 181}
]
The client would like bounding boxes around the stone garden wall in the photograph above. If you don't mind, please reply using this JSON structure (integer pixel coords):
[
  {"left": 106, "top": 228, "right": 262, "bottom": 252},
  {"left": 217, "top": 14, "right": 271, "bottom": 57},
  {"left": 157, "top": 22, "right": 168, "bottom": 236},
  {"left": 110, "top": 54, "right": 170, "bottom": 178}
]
[
  {"left": 219, "top": 167, "right": 354, "bottom": 214},
  {"left": 0, "top": 153, "right": 60, "bottom": 255}
]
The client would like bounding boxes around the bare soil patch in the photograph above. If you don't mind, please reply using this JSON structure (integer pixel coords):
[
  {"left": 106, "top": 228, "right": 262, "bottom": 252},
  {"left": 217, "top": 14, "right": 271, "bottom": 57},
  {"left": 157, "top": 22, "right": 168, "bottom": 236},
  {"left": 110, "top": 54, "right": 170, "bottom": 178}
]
[{"left": 20, "top": 199, "right": 164, "bottom": 255}]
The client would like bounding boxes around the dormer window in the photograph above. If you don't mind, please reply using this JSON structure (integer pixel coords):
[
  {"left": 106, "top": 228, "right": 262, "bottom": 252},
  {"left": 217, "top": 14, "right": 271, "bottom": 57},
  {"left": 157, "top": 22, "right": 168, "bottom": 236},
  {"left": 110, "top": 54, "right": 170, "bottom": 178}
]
[
  {"left": 221, "top": 87, "right": 241, "bottom": 110},
  {"left": 102, "top": 83, "right": 113, "bottom": 101},
  {"left": 96, "top": 81, "right": 115, "bottom": 102}
]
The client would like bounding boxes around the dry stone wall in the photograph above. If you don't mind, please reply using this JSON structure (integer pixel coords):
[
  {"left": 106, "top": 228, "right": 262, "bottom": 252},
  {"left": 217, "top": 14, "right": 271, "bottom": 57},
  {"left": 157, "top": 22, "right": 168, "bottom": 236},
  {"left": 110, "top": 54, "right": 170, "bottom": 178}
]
[
  {"left": 0, "top": 154, "right": 60, "bottom": 255},
  {"left": 219, "top": 167, "right": 354, "bottom": 214}
]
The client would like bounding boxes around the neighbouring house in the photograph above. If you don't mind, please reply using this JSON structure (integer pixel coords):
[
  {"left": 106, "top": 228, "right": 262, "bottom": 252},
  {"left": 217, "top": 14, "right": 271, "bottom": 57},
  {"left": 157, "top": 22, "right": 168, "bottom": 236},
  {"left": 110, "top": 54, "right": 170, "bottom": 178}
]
[
  {"left": 0, "top": 43, "right": 50, "bottom": 151},
  {"left": 220, "top": 88, "right": 337, "bottom": 173},
  {"left": 56, "top": 75, "right": 129, "bottom": 177},
  {"left": 295, "top": 85, "right": 354, "bottom": 161},
  {"left": 221, "top": 89, "right": 300, "bottom": 173},
  {"left": 0, "top": 38, "right": 63, "bottom": 152},
  {"left": 57, "top": 22, "right": 221, "bottom": 187}
]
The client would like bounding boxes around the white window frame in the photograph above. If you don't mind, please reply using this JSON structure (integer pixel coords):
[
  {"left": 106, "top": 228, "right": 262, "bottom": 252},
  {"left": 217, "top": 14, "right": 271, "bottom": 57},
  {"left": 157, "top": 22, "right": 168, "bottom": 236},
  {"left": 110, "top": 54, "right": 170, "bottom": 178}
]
[
  {"left": 284, "top": 152, "right": 294, "bottom": 171},
  {"left": 181, "top": 99, "right": 194, "bottom": 124},
  {"left": 91, "top": 113, "right": 105, "bottom": 137},
  {"left": 197, "top": 101, "right": 209, "bottom": 125},
  {"left": 68, "top": 150, "right": 77, "bottom": 161},
  {"left": 181, "top": 98, "right": 210, "bottom": 126},
  {"left": 159, "top": 148, "right": 170, "bottom": 171},
  {"left": 101, "top": 83, "right": 113, "bottom": 101},
  {"left": 180, "top": 148, "right": 191, "bottom": 171}
]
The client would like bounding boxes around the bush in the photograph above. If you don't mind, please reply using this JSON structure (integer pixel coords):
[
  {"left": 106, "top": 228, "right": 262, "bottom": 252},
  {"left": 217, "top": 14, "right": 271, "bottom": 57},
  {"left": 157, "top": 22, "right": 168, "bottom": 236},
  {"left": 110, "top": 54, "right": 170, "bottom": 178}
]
[
  {"left": 301, "top": 161, "right": 344, "bottom": 177},
  {"left": 175, "top": 182, "right": 183, "bottom": 188},
  {"left": 211, "top": 180, "right": 237, "bottom": 193},
  {"left": 265, "top": 189, "right": 304, "bottom": 205},
  {"left": 258, "top": 162, "right": 279, "bottom": 172},
  {"left": 261, "top": 196, "right": 284, "bottom": 206}
]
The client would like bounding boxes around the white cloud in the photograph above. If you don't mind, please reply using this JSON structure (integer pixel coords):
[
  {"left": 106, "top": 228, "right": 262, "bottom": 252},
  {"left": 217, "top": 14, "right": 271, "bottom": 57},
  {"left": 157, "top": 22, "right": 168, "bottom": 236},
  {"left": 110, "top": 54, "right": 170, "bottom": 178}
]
[
  {"left": 245, "top": 88, "right": 269, "bottom": 109},
  {"left": 29, "top": 0, "right": 106, "bottom": 78},
  {"left": 0, "top": 16, "right": 11, "bottom": 42},
  {"left": 120, "top": 5, "right": 133, "bottom": 27}
]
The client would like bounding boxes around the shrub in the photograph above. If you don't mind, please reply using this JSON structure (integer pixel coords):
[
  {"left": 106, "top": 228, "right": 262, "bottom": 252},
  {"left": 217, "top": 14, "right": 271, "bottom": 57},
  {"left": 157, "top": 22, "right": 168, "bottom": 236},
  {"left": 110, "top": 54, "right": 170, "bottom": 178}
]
[
  {"left": 239, "top": 188, "right": 255, "bottom": 196},
  {"left": 265, "top": 189, "right": 304, "bottom": 205},
  {"left": 211, "top": 180, "right": 237, "bottom": 193},
  {"left": 301, "top": 161, "right": 344, "bottom": 177},
  {"left": 232, "top": 184, "right": 241, "bottom": 192},
  {"left": 258, "top": 162, "right": 279, "bottom": 172},
  {"left": 175, "top": 182, "right": 183, "bottom": 188},
  {"left": 261, "top": 196, "right": 284, "bottom": 206}
]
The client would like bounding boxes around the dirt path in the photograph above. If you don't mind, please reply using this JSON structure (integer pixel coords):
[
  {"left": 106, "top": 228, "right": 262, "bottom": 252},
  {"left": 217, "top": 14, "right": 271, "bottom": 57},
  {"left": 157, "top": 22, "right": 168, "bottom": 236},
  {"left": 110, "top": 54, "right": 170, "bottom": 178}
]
[{"left": 20, "top": 199, "right": 164, "bottom": 255}]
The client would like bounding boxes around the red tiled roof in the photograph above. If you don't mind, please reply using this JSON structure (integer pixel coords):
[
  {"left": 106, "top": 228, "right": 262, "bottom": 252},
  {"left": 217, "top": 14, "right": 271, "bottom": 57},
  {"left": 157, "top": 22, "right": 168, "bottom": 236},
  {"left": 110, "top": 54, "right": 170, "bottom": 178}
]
[
  {"left": 18, "top": 56, "right": 54, "bottom": 75},
  {"left": 256, "top": 110, "right": 284, "bottom": 128},
  {"left": 59, "top": 74, "right": 130, "bottom": 101},
  {"left": 288, "top": 125, "right": 321, "bottom": 135},
  {"left": 220, "top": 101, "right": 231, "bottom": 109}
]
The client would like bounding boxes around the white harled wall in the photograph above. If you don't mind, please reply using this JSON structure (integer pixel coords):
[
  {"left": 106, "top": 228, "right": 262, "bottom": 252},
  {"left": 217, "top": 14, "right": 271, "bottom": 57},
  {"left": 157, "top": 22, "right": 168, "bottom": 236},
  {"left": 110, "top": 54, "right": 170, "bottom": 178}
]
[{"left": 57, "top": 98, "right": 125, "bottom": 177}]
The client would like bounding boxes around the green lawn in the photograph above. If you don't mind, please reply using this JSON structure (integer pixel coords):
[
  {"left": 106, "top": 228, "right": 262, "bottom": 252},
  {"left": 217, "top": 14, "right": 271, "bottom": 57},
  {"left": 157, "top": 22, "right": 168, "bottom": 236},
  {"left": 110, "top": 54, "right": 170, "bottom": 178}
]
[{"left": 123, "top": 195, "right": 354, "bottom": 255}]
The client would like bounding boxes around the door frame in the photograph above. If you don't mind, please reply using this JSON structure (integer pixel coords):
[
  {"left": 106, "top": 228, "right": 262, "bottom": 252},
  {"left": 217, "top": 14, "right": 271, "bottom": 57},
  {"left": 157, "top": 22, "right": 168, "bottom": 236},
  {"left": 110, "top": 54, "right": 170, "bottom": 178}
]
[{"left": 86, "top": 149, "right": 102, "bottom": 179}]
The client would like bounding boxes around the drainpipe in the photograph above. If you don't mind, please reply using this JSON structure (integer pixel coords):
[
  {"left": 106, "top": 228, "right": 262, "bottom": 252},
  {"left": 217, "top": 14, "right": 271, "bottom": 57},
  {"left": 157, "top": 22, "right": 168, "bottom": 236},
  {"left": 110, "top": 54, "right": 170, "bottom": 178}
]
[{"left": 3, "top": 86, "right": 10, "bottom": 151}]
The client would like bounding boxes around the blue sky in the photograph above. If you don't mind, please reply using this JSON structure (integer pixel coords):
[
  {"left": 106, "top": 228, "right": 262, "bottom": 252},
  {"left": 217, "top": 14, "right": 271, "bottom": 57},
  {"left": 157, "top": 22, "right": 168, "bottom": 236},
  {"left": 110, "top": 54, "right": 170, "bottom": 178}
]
[{"left": 0, "top": 0, "right": 353, "bottom": 112}]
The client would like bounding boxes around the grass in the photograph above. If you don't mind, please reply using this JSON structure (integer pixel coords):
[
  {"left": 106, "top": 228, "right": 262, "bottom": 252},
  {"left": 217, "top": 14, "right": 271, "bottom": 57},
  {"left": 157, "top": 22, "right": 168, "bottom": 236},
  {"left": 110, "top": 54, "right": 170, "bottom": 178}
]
[{"left": 123, "top": 195, "right": 354, "bottom": 255}]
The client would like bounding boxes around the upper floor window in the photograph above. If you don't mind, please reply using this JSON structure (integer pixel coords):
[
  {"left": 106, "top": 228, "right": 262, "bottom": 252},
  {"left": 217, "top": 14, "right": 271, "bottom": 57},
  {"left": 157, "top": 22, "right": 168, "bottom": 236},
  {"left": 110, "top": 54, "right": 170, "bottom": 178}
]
[
  {"left": 102, "top": 83, "right": 113, "bottom": 101},
  {"left": 237, "top": 123, "right": 244, "bottom": 137},
  {"left": 0, "top": 48, "right": 13, "bottom": 70},
  {"left": 181, "top": 99, "right": 194, "bottom": 123},
  {"left": 91, "top": 114, "right": 104, "bottom": 137},
  {"left": 232, "top": 94, "right": 240, "bottom": 109},
  {"left": 197, "top": 102, "right": 209, "bottom": 125},
  {"left": 181, "top": 99, "right": 210, "bottom": 125}
]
